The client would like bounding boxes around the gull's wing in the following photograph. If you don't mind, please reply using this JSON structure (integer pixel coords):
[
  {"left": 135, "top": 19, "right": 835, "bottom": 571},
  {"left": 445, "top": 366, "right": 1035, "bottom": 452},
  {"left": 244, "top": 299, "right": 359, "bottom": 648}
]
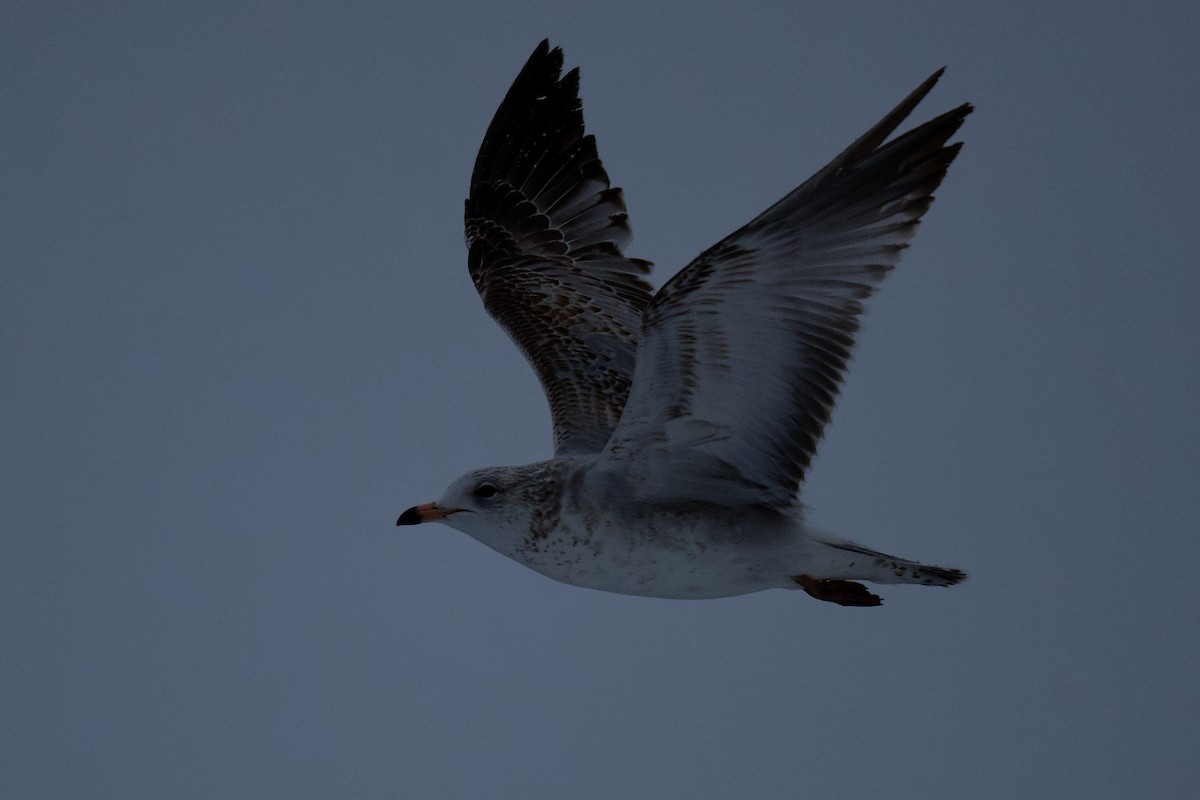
[
  {"left": 602, "top": 71, "right": 972, "bottom": 509},
  {"left": 465, "top": 40, "right": 654, "bottom": 455}
]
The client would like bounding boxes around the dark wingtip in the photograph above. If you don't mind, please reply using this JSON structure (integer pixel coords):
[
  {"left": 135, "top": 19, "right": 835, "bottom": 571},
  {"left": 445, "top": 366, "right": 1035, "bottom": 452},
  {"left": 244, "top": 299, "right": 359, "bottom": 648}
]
[
  {"left": 396, "top": 506, "right": 421, "bottom": 526},
  {"left": 530, "top": 37, "right": 560, "bottom": 65}
]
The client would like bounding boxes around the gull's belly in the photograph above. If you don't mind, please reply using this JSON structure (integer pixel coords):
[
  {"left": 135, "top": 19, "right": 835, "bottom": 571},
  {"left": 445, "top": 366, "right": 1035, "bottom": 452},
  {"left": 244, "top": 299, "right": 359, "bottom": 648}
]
[{"left": 496, "top": 508, "right": 793, "bottom": 599}]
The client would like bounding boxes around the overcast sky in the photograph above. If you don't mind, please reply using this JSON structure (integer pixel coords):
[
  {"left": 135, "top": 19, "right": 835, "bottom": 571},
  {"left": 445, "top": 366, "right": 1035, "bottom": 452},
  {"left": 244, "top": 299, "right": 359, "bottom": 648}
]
[{"left": 3, "top": 1, "right": 1198, "bottom": 798}]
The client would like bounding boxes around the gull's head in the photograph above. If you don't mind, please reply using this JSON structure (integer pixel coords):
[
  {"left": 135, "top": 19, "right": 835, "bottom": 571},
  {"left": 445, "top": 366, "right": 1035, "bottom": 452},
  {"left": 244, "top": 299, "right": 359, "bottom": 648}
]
[{"left": 396, "top": 465, "right": 546, "bottom": 537}]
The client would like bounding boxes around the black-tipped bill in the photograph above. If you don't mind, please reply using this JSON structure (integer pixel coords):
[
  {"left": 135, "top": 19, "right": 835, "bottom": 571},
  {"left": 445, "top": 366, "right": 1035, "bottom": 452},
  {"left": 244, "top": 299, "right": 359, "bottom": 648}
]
[{"left": 396, "top": 501, "right": 462, "bottom": 526}]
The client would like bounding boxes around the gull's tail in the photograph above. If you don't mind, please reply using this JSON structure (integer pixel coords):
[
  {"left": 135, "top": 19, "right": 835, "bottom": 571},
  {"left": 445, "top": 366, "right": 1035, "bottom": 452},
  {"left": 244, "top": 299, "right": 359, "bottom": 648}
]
[
  {"left": 822, "top": 539, "right": 967, "bottom": 586},
  {"left": 790, "top": 533, "right": 966, "bottom": 606}
]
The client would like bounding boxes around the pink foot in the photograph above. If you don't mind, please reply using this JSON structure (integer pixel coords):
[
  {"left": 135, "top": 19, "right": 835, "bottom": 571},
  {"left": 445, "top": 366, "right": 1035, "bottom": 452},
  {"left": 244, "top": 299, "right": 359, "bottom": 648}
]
[{"left": 793, "top": 574, "right": 883, "bottom": 607}]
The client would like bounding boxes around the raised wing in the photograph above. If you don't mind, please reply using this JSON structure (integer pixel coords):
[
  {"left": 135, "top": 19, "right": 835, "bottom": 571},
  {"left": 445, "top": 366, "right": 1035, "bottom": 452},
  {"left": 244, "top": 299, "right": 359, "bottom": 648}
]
[
  {"left": 602, "top": 70, "right": 972, "bottom": 509},
  {"left": 465, "top": 40, "right": 654, "bottom": 455}
]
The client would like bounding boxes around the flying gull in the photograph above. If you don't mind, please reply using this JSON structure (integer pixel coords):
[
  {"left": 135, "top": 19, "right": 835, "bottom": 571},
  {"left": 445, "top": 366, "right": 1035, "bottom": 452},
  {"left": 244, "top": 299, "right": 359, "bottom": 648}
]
[{"left": 398, "top": 40, "right": 971, "bottom": 606}]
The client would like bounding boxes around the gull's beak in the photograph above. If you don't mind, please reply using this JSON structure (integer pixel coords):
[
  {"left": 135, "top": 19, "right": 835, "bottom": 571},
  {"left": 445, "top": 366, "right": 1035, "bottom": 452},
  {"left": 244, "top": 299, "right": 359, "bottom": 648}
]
[{"left": 396, "top": 501, "right": 463, "bottom": 526}]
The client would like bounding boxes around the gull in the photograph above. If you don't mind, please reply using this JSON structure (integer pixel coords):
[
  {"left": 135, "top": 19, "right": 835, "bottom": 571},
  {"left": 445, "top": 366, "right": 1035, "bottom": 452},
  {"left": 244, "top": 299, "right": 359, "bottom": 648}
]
[{"left": 398, "top": 40, "right": 971, "bottom": 605}]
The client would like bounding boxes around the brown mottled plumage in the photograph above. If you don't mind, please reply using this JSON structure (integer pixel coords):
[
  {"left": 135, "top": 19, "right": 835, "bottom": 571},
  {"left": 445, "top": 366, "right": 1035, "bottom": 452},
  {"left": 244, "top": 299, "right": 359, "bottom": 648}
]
[{"left": 465, "top": 40, "right": 653, "bottom": 455}]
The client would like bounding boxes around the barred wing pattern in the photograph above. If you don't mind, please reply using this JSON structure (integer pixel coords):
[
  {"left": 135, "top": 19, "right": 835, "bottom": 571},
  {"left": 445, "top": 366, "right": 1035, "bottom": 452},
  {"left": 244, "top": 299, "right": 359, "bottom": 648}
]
[
  {"left": 465, "top": 40, "right": 654, "bottom": 455},
  {"left": 603, "top": 71, "right": 972, "bottom": 509}
]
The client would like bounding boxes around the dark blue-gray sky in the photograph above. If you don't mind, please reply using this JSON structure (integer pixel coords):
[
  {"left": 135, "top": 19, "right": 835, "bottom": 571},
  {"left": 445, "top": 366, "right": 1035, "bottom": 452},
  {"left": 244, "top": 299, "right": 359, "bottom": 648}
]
[{"left": 3, "top": 1, "right": 1198, "bottom": 797}]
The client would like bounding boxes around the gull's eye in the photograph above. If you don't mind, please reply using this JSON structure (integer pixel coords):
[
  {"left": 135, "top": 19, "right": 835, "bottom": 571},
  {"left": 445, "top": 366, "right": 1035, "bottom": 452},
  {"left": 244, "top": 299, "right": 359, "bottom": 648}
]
[{"left": 473, "top": 482, "right": 499, "bottom": 500}]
